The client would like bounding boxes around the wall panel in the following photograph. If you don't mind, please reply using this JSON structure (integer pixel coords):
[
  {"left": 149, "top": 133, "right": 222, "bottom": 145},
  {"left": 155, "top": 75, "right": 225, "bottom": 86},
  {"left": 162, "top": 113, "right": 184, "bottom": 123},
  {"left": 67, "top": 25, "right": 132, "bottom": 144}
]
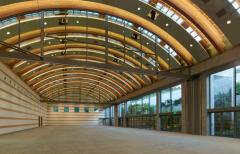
[
  {"left": 0, "top": 62, "right": 47, "bottom": 135},
  {"left": 47, "top": 103, "right": 104, "bottom": 126}
]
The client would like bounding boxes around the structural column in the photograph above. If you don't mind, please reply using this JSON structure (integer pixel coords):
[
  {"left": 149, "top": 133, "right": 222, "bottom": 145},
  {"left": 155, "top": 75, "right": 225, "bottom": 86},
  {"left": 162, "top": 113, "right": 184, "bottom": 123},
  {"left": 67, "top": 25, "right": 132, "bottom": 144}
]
[
  {"left": 181, "top": 75, "right": 208, "bottom": 135},
  {"left": 123, "top": 103, "right": 127, "bottom": 127},
  {"left": 114, "top": 104, "right": 119, "bottom": 127},
  {"left": 155, "top": 92, "right": 160, "bottom": 130}
]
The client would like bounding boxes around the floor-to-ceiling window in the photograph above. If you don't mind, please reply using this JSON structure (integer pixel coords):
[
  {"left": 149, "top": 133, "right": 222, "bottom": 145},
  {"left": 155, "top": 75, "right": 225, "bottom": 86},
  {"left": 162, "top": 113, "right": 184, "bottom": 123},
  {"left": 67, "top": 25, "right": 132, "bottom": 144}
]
[
  {"left": 123, "top": 92, "right": 156, "bottom": 129},
  {"left": 105, "top": 85, "right": 181, "bottom": 131},
  {"left": 209, "top": 67, "right": 240, "bottom": 138},
  {"left": 159, "top": 84, "right": 182, "bottom": 132}
]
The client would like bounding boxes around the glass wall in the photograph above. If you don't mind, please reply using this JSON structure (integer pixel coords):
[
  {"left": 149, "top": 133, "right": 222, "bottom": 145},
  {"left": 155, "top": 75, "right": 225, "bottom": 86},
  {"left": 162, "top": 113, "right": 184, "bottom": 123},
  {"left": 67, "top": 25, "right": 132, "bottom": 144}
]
[
  {"left": 126, "top": 92, "right": 157, "bottom": 116},
  {"left": 104, "top": 84, "right": 182, "bottom": 131},
  {"left": 159, "top": 84, "right": 182, "bottom": 132},
  {"left": 236, "top": 66, "right": 240, "bottom": 106},
  {"left": 209, "top": 66, "right": 240, "bottom": 138}
]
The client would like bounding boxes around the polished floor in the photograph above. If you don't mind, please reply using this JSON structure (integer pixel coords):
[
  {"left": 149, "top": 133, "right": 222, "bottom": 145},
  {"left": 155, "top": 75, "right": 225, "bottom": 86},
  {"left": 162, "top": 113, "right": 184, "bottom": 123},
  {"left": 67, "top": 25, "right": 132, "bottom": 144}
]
[{"left": 0, "top": 126, "right": 240, "bottom": 154}]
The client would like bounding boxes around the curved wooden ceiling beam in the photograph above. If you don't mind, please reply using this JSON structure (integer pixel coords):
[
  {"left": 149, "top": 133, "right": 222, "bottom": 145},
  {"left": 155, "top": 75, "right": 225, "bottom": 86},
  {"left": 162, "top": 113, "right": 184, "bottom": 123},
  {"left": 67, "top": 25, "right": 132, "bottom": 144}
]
[
  {"left": 165, "top": 0, "right": 229, "bottom": 53},
  {"left": 34, "top": 75, "right": 126, "bottom": 96},
  {"left": 45, "top": 88, "right": 110, "bottom": 102},
  {"left": 18, "top": 55, "right": 144, "bottom": 87},
  {"left": 13, "top": 43, "right": 153, "bottom": 83},
  {"left": 41, "top": 81, "right": 117, "bottom": 100},
  {"left": 38, "top": 78, "right": 122, "bottom": 98},
  {"left": 0, "top": 0, "right": 195, "bottom": 65},
  {"left": 2, "top": 26, "right": 170, "bottom": 69},
  {"left": 25, "top": 65, "right": 137, "bottom": 90},
  {"left": 47, "top": 88, "right": 110, "bottom": 102},
  {"left": 31, "top": 71, "right": 130, "bottom": 94},
  {"left": 42, "top": 84, "right": 115, "bottom": 102}
]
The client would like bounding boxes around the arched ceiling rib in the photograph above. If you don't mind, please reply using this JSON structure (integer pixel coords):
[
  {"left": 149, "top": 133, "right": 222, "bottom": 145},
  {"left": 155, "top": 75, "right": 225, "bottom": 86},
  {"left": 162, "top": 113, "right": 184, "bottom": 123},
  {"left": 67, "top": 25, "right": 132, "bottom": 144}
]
[
  {"left": 139, "top": 0, "right": 228, "bottom": 53},
  {"left": 26, "top": 66, "right": 137, "bottom": 91},
  {"left": 1, "top": 26, "right": 176, "bottom": 69}
]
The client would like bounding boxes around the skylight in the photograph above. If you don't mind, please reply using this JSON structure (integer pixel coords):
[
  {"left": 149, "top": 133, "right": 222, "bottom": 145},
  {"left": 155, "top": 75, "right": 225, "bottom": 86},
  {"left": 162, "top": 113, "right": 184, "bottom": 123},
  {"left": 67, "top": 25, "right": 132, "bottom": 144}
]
[{"left": 228, "top": 0, "right": 240, "bottom": 14}]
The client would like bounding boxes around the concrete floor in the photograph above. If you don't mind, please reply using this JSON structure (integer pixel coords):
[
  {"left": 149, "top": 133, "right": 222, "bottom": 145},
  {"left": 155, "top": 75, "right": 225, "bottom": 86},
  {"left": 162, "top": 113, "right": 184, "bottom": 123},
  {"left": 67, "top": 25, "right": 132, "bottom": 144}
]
[{"left": 0, "top": 126, "right": 240, "bottom": 154}]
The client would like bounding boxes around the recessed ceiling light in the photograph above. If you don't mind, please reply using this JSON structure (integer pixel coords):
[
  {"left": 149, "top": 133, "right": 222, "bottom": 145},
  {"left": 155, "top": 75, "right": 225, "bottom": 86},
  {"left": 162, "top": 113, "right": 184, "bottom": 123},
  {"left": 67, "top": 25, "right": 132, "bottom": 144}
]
[
  {"left": 44, "top": 22, "right": 47, "bottom": 25},
  {"left": 6, "top": 31, "right": 11, "bottom": 35},
  {"left": 190, "top": 44, "right": 193, "bottom": 47},
  {"left": 227, "top": 20, "right": 232, "bottom": 25},
  {"left": 165, "top": 23, "right": 169, "bottom": 27},
  {"left": 137, "top": 7, "right": 141, "bottom": 11}
]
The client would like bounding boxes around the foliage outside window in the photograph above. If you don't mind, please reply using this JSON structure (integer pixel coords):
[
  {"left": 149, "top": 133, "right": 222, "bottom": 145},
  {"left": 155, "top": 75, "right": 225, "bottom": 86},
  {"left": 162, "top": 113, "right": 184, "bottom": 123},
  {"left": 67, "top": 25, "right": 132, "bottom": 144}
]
[
  {"left": 64, "top": 107, "right": 69, "bottom": 112},
  {"left": 74, "top": 107, "right": 79, "bottom": 112},
  {"left": 160, "top": 88, "right": 172, "bottom": 113},
  {"left": 149, "top": 93, "right": 156, "bottom": 114},
  {"left": 53, "top": 106, "right": 59, "bottom": 112},
  {"left": 104, "top": 108, "right": 110, "bottom": 118},
  {"left": 160, "top": 85, "right": 182, "bottom": 113},
  {"left": 142, "top": 95, "right": 149, "bottom": 114},
  {"left": 209, "top": 66, "right": 240, "bottom": 138},
  {"left": 94, "top": 107, "right": 99, "bottom": 112},
  {"left": 84, "top": 107, "right": 89, "bottom": 113},
  {"left": 172, "top": 85, "right": 182, "bottom": 112},
  {"left": 210, "top": 68, "right": 234, "bottom": 108},
  {"left": 110, "top": 106, "right": 114, "bottom": 118},
  {"left": 236, "top": 66, "right": 240, "bottom": 106}
]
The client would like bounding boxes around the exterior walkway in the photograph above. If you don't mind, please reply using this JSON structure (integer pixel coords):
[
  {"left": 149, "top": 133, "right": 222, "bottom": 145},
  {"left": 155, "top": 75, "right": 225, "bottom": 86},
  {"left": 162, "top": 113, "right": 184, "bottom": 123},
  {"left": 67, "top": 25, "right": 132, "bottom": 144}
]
[{"left": 0, "top": 126, "right": 239, "bottom": 154}]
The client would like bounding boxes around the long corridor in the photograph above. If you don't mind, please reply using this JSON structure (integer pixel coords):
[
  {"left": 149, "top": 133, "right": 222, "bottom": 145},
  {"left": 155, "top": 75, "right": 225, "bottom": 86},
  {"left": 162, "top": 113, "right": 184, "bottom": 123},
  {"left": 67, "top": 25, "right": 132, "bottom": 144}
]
[{"left": 0, "top": 126, "right": 239, "bottom": 154}]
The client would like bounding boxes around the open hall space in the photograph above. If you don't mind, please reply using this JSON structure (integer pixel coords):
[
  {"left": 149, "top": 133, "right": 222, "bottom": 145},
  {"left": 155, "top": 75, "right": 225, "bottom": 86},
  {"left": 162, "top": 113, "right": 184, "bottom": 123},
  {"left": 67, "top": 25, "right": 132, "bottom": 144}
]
[
  {"left": 0, "top": 126, "right": 240, "bottom": 154},
  {"left": 0, "top": 0, "right": 240, "bottom": 154}
]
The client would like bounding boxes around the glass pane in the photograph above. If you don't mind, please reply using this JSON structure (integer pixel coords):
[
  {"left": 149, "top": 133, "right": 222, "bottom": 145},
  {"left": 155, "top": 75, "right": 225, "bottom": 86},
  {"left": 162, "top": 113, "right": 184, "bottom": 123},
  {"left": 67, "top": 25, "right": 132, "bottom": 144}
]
[
  {"left": 237, "top": 112, "right": 240, "bottom": 138},
  {"left": 160, "top": 116, "right": 169, "bottom": 131},
  {"left": 136, "top": 99, "right": 142, "bottom": 115},
  {"left": 149, "top": 93, "right": 156, "bottom": 114},
  {"left": 210, "top": 68, "right": 234, "bottom": 108},
  {"left": 111, "top": 106, "right": 114, "bottom": 117},
  {"left": 105, "top": 108, "right": 110, "bottom": 118},
  {"left": 210, "top": 113, "right": 222, "bottom": 136},
  {"left": 172, "top": 85, "right": 182, "bottom": 112},
  {"left": 94, "top": 107, "right": 99, "bottom": 112},
  {"left": 64, "top": 107, "right": 69, "bottom": 112},
  {"left": 142, "top": 95, "right": 149, "bottom": 114},
  {"left": 121, "top": 103, "right": 125, "bottom": 116},
  {"left": 74, "top": 107, "right": 79, "bottom": 112},
  {"left": 84, "top": 107, "right": 89, "bottom": 113},
  {"left": 210, "top": 112, "right": 234, "bottom": 137},
  {"left": 118, "top": 104, "right": 122, "bottom": 117},
  {"left": 127, "top": 101, "right": 131, "bottom": 115},
  {"left": 222, "top": 112, "right": 234, "bottom": 137},
  {"left": 161, "top": 88, "right": 171, "bottom": 113},
  {"left": 53, "top": 106, "right": 58, "bottom": 112},
  {"left": 236, "top": 66, "right": 240, "bottom": 106},
  {"left": 131, "top": 100, "right": 137, "bottom": 115}
]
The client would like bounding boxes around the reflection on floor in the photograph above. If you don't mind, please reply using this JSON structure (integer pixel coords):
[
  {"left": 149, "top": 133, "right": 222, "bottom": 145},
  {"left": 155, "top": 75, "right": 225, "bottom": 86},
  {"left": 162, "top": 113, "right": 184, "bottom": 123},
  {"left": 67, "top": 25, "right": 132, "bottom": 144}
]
[{"left": 0, "top": 126, "right": 240, "bottom": 154}]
